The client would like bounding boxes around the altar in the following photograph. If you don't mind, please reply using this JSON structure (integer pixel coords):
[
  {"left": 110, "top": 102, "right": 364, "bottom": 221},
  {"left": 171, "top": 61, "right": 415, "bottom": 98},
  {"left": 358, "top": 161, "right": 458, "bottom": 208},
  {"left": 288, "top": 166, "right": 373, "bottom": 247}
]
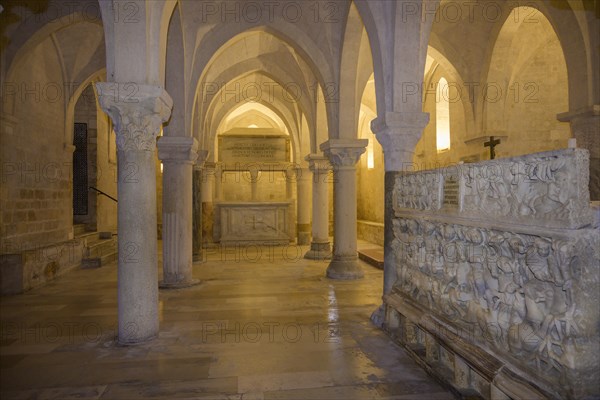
[
  {"left": 208, "top": 131, "right": 296, "bottom": 246},
  {"left": 215, "top": 201, "right": 293, "bottom": 245}
]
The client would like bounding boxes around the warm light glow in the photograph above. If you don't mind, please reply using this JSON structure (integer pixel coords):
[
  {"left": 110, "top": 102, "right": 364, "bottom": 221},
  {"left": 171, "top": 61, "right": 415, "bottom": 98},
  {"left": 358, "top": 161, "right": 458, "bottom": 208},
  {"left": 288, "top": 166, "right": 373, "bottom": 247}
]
[
  {"left": 248, "top": 124, "right": 259, "bottom": 128},
  {"left": 328, "top": 286, "right": 338, "bottom": 323},
  {"left": 160, "top": 163, "right": 163, "bottom": 173},
  {"left": 436, "top": 77, "right": 451, "bottom": 152},
  {"left": 367, "top": 139, "right": 374, "bottom": 169}
]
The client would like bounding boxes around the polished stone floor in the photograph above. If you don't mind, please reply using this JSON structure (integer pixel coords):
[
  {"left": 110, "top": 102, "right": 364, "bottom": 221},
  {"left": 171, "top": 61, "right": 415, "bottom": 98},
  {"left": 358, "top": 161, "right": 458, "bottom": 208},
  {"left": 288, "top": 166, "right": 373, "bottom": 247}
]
[{"left": 0, "top": 243, "right": 454, "bottom": 399}]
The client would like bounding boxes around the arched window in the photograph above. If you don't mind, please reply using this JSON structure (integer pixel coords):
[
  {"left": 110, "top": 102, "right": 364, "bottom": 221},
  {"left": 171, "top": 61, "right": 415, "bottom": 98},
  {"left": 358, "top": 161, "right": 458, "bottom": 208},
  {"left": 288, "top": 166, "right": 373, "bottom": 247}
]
[
  {"left": 436, "top": 77, "right": 450, "bottom": 152},
  {"left": 367, "top": 138, "right": 374, "bottom": 169}
]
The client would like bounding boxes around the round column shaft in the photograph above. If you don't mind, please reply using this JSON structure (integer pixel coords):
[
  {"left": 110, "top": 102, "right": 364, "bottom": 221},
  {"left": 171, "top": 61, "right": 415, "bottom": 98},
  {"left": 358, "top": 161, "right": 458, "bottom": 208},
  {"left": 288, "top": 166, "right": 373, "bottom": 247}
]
[
  {"left": 96, "top": 83, "right": 172, "bottom": 344},
  {"left": 320, "top": 139, "right": 367, "bottom": 279},
  {"left": 305, "top": 155, "right": 331, "bottom": 259},
  {"left": 158, "top": 137, "right": 205, "bottom": 288}
]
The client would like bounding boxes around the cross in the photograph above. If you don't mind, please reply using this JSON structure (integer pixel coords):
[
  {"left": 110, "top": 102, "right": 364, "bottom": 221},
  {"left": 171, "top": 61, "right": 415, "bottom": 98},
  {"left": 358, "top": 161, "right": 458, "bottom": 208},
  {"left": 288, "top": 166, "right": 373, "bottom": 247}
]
[
  {"left": 245, "top": 215, "right": 262, "bottom": 229},
  {"left": 484, "top": 136, "right": 501, "bottom": 160}
]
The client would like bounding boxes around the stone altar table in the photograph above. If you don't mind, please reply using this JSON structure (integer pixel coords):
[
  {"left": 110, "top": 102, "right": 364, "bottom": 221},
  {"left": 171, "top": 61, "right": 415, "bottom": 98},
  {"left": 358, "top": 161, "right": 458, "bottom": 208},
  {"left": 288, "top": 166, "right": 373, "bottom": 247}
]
[{"left": 214, "top": 201, "right": 293, "bottom": 246}]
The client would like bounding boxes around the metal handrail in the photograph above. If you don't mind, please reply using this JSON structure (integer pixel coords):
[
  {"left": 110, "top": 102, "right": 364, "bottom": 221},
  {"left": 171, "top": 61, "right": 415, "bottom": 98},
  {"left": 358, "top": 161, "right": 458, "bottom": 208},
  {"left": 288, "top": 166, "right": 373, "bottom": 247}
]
[{"left": 89, "top": 186, "right": 118, "bottom": 203}]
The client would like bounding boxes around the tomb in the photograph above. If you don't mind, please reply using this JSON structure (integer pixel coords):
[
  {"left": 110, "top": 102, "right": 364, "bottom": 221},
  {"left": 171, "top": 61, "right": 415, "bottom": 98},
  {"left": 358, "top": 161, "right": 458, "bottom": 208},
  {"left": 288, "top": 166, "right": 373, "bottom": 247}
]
[{"left": 383, "top": 148, "right": 599, "bottom": 399}]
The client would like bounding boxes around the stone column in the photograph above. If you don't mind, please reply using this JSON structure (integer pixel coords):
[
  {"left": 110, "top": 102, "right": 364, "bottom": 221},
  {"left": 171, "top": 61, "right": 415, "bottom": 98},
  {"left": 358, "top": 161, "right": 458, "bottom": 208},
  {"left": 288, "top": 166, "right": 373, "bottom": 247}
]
[
  {"left": 214, "top": 163, "right": 223, "bottom": 201},
  {"left": 296, "top": 167, "right": 312, "bottom": 245},
  {"left": 96, "top": 83, "right": 172, "bottom": 344},
  {"left": 201, "top": 163, "right": 216, "bottom": 249},
  {"left": 304, "top": 155, "right": 331, "bottom": 259},
  {"left": 367, "top": 111, "right": 429, "bottom": 327},
  {"left": 372, "top": 112, "right": 429, "bottom": 294},
  {"left": 202, "top": 163, "right": 215, "bottom": 202},
  {"left": 192, "top": 164, "right": 203, "bottom": 262},
  {"left": 158, "top": 138, "right": 205, "bottom": 288},
  {"left": 559, "top": 106, "right": 600, "bottom": 201},
  {"left": 285, "top": 165, "right": 294, "bottom": 200},
  {"left": 320, "top": 139, "right": 368, "bottom": 279},
  {"left": 284, "top": 165, "right": 297, "bottom": 241},
  {"left": 192, "top": 154, "right": 210, "bottom": 262}
]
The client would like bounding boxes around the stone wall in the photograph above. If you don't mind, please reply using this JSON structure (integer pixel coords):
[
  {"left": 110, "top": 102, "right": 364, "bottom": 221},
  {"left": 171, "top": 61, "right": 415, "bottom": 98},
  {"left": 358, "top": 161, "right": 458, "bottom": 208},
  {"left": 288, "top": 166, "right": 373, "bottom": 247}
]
[
  {"left": 415, "top": 7, "right": 571, "bottom": 169},
  {"left": 357, "top": 220, "right": 384, "bottom": 247},
  {"left": 0, "top": 239, "right": 85, "bottom": 295},
  {"left": 383, "top": 148, "right": 599, "bottom": 399},
  {"left": 94, "top": 111, "right": 118, "bottom": 233},
  {"left": 1, "top": 41, "right": 73, "bottom": 253},
  {"left": 357, "top": 129, "right": 385, "bottom": 245}
]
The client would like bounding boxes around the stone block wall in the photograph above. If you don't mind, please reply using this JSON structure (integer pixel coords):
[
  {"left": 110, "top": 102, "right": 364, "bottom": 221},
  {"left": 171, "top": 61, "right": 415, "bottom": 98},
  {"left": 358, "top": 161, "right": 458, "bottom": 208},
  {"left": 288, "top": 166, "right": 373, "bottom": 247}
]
[
  {"left": 0, "top": 239, "right": 85, "bottom": 295},
  {"left": 383, "top": 148, "right": 599, "bottom": 399},
  {"left": 357, "top": 220, "right": 384, "bottom": 247},
  {"left": 0, "top": 42, "right": 109, "bottom": 254},
  {"left": 1, "top": 71, "right": 73, "bottom": 254}
]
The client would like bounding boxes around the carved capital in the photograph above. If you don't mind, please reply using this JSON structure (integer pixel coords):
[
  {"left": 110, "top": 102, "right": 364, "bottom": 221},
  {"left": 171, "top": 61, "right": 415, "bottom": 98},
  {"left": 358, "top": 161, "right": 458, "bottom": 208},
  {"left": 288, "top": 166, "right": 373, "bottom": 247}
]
[
  {"left": 96, "top": 83, "right": 173, "bottom": 152},
  {"left": 197, "top": 161, "right": 216, "bottom": 173},
  {"left": 320, "top": 139, "right": 368, "bottom": 168},
  {"left": 196, "top": 151, "right": 210, "bottom": 168},
  {"left": 305, "top": 153, "right": 331, "bottom": 173},
  {"left": 371, "top": 111, "right": 430, "bottom": 171},
  {"left": 157, "top": 137, "right": 200, "bottom": 164}
]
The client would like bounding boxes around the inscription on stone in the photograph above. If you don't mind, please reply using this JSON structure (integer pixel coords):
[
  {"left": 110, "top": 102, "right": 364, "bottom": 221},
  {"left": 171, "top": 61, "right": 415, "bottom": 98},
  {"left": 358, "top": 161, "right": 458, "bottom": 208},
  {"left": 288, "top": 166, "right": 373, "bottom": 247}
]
[
  {"left": 443, "top": 176, "right": 459, "bottom": 207},
  {"left": 219, "top": 135, "right": 289, "bottom": 163}
]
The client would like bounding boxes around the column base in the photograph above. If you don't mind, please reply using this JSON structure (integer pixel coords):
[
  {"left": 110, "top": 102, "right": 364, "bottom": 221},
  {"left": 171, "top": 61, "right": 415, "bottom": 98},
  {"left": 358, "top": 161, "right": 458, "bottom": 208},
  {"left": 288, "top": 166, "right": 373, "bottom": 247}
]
[
  {"left": 297, "top": 231, "right": 311, "bottom": 245},
  {"left": 159, "top": 278, "right": 201, "bottom": 289},
  {"left": 117, "top": 333, "right": 157, "bottom": 346},
  {"left": 370, "top": 304, "right": 385, "bottom": 328},
  {"left": 304, "top": 242, "right": 331, "bottom": 260},
  {"left": 326, "top": 256, "right": 364, "bottom": 280}
]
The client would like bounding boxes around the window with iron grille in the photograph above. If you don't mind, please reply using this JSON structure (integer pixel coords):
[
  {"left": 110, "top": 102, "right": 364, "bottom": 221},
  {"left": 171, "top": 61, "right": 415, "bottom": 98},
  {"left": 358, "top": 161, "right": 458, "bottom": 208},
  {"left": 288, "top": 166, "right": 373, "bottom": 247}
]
[{"left": 73, "top": 123, "right": 88, "bottom": 215}]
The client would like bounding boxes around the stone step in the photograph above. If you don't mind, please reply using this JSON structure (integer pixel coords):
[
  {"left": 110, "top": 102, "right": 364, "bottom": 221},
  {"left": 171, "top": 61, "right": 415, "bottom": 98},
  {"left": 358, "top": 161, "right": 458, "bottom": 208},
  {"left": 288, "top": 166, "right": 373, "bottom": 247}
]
[
  {"left": 358, "top": 248, "right": 384, "bottom": 269},
  {"left": 73, "top": 224, "right": 87, "bottom": 236},
  {"left": 81, "top": 258, "right": 101, "bottom": 269},
  {"left": 85, "top": 237, "right": 116, "bottom": 258},
  {"left": 79, "top": 231, "right": 117, "bottom": 269},
  {"left": 81, "top": 251, "right": 118, "bottom": 269}
]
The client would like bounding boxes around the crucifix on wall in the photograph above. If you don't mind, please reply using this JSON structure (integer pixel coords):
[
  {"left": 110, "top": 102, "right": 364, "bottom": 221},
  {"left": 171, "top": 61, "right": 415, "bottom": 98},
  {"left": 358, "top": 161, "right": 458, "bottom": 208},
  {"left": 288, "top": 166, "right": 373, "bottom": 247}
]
[{"left": 484, "top": 136, "right": 501, "bottom": 160}]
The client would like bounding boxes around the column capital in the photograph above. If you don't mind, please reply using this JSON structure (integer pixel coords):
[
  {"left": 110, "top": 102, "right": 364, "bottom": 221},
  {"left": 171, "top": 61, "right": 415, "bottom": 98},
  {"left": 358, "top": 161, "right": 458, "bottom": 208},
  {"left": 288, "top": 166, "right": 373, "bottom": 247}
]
[
  {"left": 158, "top": 137, "right": 201, "bottom": 164},
  {"left": 197, "top": 149, "right": 209, "bottom": 166},
  {"left": 557, "top": 104, "right": 600, "bottom": 122},
  {"left": 96, "top": 83, "right": 172, "bottom": 152},
  {"left": 320, "top": 139, "right": 368, "bottom": 168},
  {"left": 195, "top": 160, "right": 215, "bottom": 172},
  {"left": 371, "top": 111, "right": 429, "bottom": 171},
  {"left": 305, "top": 153, "right": 331, "bottom": 172},
  {"left": 295, "top": 166, "right": 312, "bottom": 182}
]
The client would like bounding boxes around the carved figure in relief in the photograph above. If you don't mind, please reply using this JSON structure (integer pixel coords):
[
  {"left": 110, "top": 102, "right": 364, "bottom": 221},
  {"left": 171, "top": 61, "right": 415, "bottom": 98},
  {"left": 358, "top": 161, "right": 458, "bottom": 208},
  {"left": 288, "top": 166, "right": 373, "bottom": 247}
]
[
  {"left": 534, "top": 171, "right": 570, "bottom": 218},
  {"left": 445, "top": 245, "right": 473, "bottom": 319},
  {"left": 475, "top": 168, "right": 511, "bottom": 215},
  {"left": 406, "top": 175, "right": 417, "bottom": 208},
  {"left": 552, "top": 241, "right": 579, "bottom": 339},
  {"left": 417, "top": 175, "right": 429, "bottom": 209},
  {"left": 526, "top": 238, "right": 556, "bottom": 283},
  {"left": 507, "top": 235, "right": 529, "bottom": 287},
  {"left": 390, "top": 171, "right": 599, "bottom": 390},
  {"left": 509, "top": 162, "right": 538, "bottom": 216},
  {"left": 525, "top": 238, "right": 578, "bottom": 339},
  {"left": 464, "top": 228, "right": 490, "bottom": 309}
]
